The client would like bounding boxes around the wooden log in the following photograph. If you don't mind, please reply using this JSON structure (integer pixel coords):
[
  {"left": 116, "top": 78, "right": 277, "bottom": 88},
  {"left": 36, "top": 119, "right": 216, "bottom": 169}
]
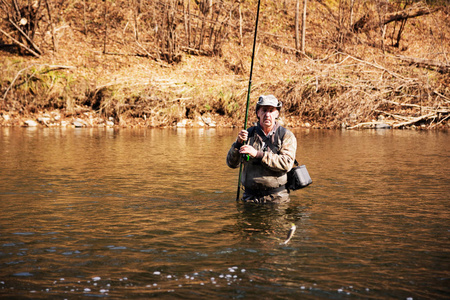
[
  {"left": 383, "top": 3, "right": 437, "bottom": 26},
  {"left": 347, "top": 122, "right": 392, "bottom": 130},
  {"left": 397, "top": 55, "right": 449, "bottom": 72},
  {"left": 353, "top": 2, "right": 438, "bottom": 33},
  {"left": 393, "top": 113, "right": 436, "bottom": 128}
]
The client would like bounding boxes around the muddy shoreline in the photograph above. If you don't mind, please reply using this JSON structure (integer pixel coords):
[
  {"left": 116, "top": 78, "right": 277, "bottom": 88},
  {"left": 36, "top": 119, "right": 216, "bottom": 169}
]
[{"left": 2, "top": 108, "right": 446, "bottom": 130}]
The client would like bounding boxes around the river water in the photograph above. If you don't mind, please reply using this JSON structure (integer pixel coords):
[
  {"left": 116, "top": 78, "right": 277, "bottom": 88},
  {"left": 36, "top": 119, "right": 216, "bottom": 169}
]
[{"left": 0, "top": 127, "right": 449, "bottom": 299}]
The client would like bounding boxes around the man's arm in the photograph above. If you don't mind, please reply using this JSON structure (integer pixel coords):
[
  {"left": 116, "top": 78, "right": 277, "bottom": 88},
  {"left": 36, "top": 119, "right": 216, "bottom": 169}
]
[{"left": 261, "top": 130, "right": 297, "bottom": 172}]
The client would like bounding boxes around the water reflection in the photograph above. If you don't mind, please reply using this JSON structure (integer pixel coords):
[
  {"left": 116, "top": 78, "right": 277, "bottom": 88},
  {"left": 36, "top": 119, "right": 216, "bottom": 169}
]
[
  {"left": 0, "top": 127, "right": 449, "bottom": 299},
  {"left": 233, "top": 202, "right": 309, "bottom": 240}
]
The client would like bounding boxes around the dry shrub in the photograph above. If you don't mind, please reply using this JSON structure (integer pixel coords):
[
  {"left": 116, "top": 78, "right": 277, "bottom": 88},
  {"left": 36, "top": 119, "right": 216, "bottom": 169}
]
[
  {"left": 270, "top": 50, "right": 449, "bottom": 128},
  {"left": 0, "top": 0, "right": 448, "bottom": 128}
]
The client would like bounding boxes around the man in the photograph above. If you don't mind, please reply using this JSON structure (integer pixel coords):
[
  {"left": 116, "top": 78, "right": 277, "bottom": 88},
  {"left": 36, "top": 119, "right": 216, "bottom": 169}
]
[{"left": 227, "top": 95, "right": 297, "bottom": 203}]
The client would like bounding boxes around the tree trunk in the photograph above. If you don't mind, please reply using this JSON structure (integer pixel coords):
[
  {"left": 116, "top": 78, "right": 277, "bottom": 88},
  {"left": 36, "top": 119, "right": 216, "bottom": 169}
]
[
  {"left": 188, "top": 0, "right": 191, "bottom": 47},
  {"left": 301, "top": 0, "right": 307, "bottom": 53},
  {"left": 295, "top": 0, "right": 300, "bottom": 52},
  {"left": 134, "top": 0, "right": 139, "bottom": 41},
  {"left": 103, "top": 0, "right": 108, "bottom": 54},
  {"left": 239, "top": 0, "right": 243, "bottom": 46},
  {"left": 44, "top": 0, "right": 57, "bottom": 51},
  {"left": 350, "top": 0, "right": 354, "bottom": 27},
  {"left": 83, "top": 0, "right": 87, "bottom": 34},
  {"left": 209, "top": 0, "right": 213, "bottom": 17}
]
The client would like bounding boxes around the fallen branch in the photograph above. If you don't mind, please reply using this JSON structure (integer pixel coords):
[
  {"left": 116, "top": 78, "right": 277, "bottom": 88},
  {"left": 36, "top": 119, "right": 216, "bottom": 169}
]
[
  {"left": 397, "top": 55, "right": 450, "bottom": 72},
  {"left": 269, "top": 43, "right": 298, "bottom": 55},
  {"left": 0, "top": 28, "right": 40, "bottom": 57},
  {"left": 2, "top": 66, "right": 32, "bottom": 101},
  {"left": 434, "top": 90, "right": 450, "bottom": 103},
  {"left": 337, "top": 51, "right": 414, "bottom": 81},
  {"left": 134, "top": 39, "right": 155, "bottom": 59},
  {"left": 384, "top": 2, "right": 437, "bottom": 25},
  {"left": 180, "top": 46, "right": 211, "bottom": 56},
  {"left": 392, "top": 112, "right": 436, "bottom": 128},
  {"left": 353, "top": 1, "right": 438, "bottom": 33},
  {"left": 104, "top": 51, "right": 150, "bottom": 57},
  {"left": 374, "top": 109, "right": 410, "bottom": 120},
  {"left": 381, "top": 99, "right": 449, "bottom": 113},
  {"left": 430, "top": 115, "right": 449, "bottom": 128},
  {"left": 347, "top": 121, "right": 392, "bottom": 130},
  {"left": 8, "top": 18, "right": 42, "bottom": 55}
]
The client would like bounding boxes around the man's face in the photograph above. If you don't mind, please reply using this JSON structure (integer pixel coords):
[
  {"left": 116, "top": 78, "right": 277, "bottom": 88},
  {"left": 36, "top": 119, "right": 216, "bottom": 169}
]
[{"left": 257, "top": 106, "right": 279, "bottom": 130}]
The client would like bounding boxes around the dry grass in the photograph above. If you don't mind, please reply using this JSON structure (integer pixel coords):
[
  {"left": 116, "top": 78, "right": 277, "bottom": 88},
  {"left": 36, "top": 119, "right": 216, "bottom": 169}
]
[{"left": 0, "top": 0, "right": 449, "bottom": 129}]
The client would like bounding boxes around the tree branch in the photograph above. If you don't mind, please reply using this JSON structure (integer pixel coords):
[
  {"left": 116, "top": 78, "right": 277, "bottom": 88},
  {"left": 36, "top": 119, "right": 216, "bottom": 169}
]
[
  {"left": 0, "top": 28, "right": 40, "bottom": 57},
  {"left": 392, "top": 113, "right": 436, "bottom": 128},
  {"left": 8, "top": 18, "right": 42, "bottom": 55},
  {"left": 397, "top": 55, "right": 449, "bottom": 72},
  {"left": 353, "top": 1, "right": 438, "bottom": 33}
]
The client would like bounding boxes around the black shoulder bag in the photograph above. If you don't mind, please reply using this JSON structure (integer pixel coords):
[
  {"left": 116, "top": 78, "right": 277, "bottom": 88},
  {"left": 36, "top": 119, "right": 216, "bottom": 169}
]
[{"left": 287, "top": 160, "right": 312, "bottom": 191}]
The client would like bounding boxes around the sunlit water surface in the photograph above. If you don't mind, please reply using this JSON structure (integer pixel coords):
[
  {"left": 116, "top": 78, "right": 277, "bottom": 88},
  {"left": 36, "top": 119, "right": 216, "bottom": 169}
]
[{"left": 0, "top": 127, "right": 449, "bottom": 299}]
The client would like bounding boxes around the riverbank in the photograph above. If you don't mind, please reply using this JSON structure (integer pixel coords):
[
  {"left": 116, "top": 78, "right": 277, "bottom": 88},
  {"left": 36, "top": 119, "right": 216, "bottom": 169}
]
[
  {"left": 1, "top": 1, "right": 449, "bottom": 130},
  {"left": 0, "top": 108, "right": 444, "bottom": 130},
  {"left": 1, "top": 43, "right": 448, "bottom": 130}
]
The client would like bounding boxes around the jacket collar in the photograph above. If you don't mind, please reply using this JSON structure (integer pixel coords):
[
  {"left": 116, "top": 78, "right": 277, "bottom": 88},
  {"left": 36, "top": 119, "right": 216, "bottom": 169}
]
[{"left": 257, "top": 121, "right": 279, "bottom": 138}]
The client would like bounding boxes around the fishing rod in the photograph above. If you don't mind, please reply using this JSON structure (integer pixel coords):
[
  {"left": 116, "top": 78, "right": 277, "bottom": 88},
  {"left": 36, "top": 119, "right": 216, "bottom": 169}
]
[{"left": 236, "top": 0, "right": 262, "bottom": 201}]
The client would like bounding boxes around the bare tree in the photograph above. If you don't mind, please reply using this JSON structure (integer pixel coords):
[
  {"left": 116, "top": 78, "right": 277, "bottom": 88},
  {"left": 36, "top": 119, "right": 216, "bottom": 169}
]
[
  {"left": 350, "top": 0, "right": 355, "bottom": 27},
  {"left": 103, "top": 0, "right": 108, "bottom": 54},
  {"left": 295, "top": 0, "right": 307, "bottom": 54},
  {"left": 295, "top": 0, "right": 300, "bottom": 52},
  {"left": 239, "top": 0, "right": 243, "bottom": 46},
  {"left": 44, "top": 0, "right": 57, "bottom": 51},
  {"left": 83, "top": 0, "right": 87, "bottom": 35},
  {"left": 134, "top": 0, "right": 140, "bottom": 40},
  {"left": 301, "top": 0, "right": 307, "bottom": 53}
]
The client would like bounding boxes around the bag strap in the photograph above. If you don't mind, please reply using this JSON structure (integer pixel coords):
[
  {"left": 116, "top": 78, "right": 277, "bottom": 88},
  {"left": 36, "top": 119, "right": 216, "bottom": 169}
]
[
  {"left": 248, "top": 124, "right": 285, "bottom": 146},
  {"left": 277, "top": 126, "right": 299, "bottom": 166},
  {"left": 248, "top": 124, "right": 299, "bottom": 166}
]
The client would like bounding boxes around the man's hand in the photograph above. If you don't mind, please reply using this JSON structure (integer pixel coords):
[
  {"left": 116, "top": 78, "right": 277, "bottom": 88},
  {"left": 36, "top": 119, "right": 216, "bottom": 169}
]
[
  {"left": 239, "top": 145, "right": 258, "bottom": 158},
  {"left": 237, "top": 130, "right": 248, "bottom": 144}
]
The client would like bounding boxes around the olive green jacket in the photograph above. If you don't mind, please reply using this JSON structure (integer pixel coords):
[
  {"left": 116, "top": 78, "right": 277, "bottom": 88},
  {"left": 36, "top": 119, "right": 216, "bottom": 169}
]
[{"left": 226, "top": 122, "right": 297, "bottom": 191}]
